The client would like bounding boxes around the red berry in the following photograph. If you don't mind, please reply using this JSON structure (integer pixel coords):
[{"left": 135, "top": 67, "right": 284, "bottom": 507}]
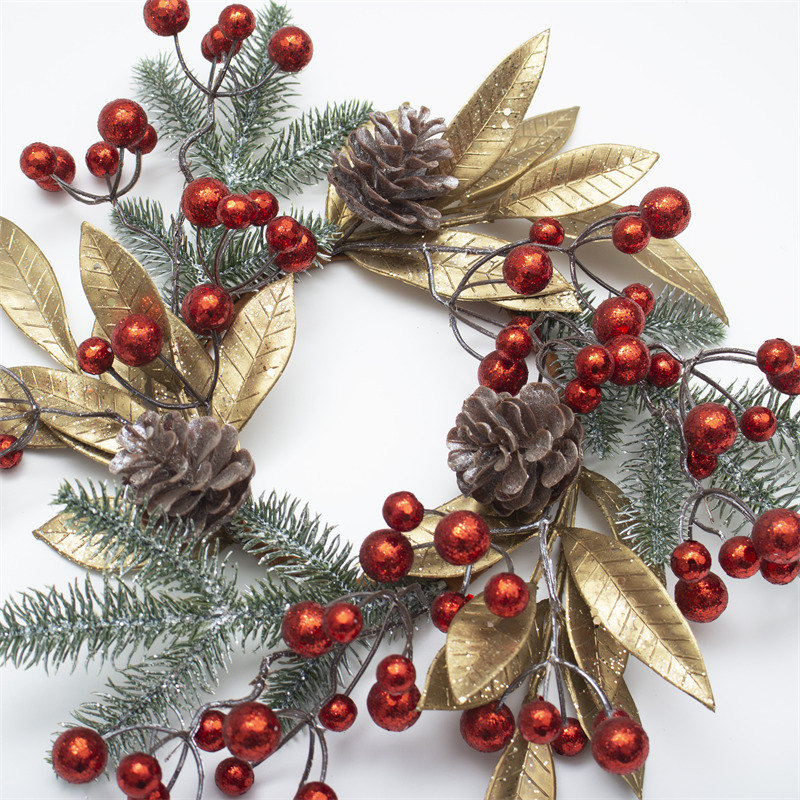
[
  {"left": 86, "top": 142, "right": 119, "bottom": 177},
  {"left": 281, "top": 602, "right": 333, "bottom": 658},
  {"left": 194, "top": 709, "right": 226, "bottom": 752},
  {"left": 592, "top": 297, "right": 645, "bottom": 342},
  {"left": 433, "top": 510, "right": 490, "bottom": 566},
  {"left": 382, "top": 491, "right": 424, "bottom": 532},
  {"left": 647, "top": 352, "right": 682, "bottom": 388},
  {"left": 751, "top": 509, "right": 800, "bottom": 564},
  {"left": 639, "top": 187, "right": 691, "bottom": 239},
  {"left": 612, "top": 217, "right": 650, "bottom": 254},
  {"left": 322, "top": 602, "right": 363, "bottom": 644},
  {"left": 757, "top": 338, "right": 795, "bottom": 376},
  {"left": 182, "top": 177, "right": 229, "bottom": 228},
  {"left": 268, "top": 26, "right": 313, "bottom": 72},
  {"left": 605, "top": 335, "right": 650, "bottom": 386},
  {"left": 508, "top": 315, "right": 533, "bottom": 328},
  {"left": 222, "top": 701, "right": 281, "bottom": 761},
  {"left": 592, "top": 717, "right": 649, "bottom": 774},
  {"left": 181, "top": 283, "right": 235, "bottom": 334},
  {"left": 529, "top": 217, "right": 564, "bottom": 247},
  {"left": 552, "top": 717, "right": 588, "bottom": 756},
  {"left": 564, "top": 379, "right": 601, "bottom": 414},
  {"left": 52, "top": 727, "right": 107, "bottom": 784},
  {"left": 430, "top": 591, "right": 469, "bottom": 632},
  {"left": 219, "top": 4, "right": 256, "bottom": 40},
  {"left": 593, "top": 708, "right": 631, "bottom": 731},
  {"left": 460, "top": 703, "right": 515, "bottom": 752},
  {"left": 484, "top": 572, "right": 529, "bottom": 617},
  {"left": 768, "top": 346, "right": 800, "bottom": 395},
  {"left": 366, "top": 683, "right": 421, "bottom": 731},
  {"left": 36, "top": 146, "right": 76, "bottom": 192},
  {"left": 359, "top": 529, "right": 413, "bottom": 583},
  {"left": 129, "top": 125, "right": 158, "bottom": 155},
  {"left": 133, "top": 783, "right": 170, "bottom": 800},
  {"left": 518, "top": 698, "right": 562, "bottom": 744},
  {"left": 318, "top": 694, "right": 357, "bottom": 732},
  {"left": 622, "top": 283, "right": 655, "bottom": 316},
  {"left": 116, "top": 752, "right": 162, "bottom": 798},
  {"left": 143, "top": 0, "right": 190, "bottom": 36},
  {"left": 685, "top": 448, "right": 717, "bottom": 480},
  {"left": 477, "top": 350, "right": 528, "bottom": 395},
  {"left": 274, "top": 227, "right": 318, "bottom": 273},
  {"left": 674, "top": 573, "right": 728, "bottom": 622},
  {"left": 670, "top": 540, "right": 712, "bottom": 581},
  {"left": 376, "top": 654, "right": 416, "bottom": 695},
  {"left": 496, "top": 326, "right": 533, "bottom": 359},
  {"left": 217, "top": 194, "right": 257, "bottom": 229},
  {"left": 574, "top": 344, "right": 614, "bottom": 385},
  {"left": 20, "top": 142, "right": 56, "bottom": 180},
  {"left": 718, "top": 536, "right": 760, "bottom": 579},
  {"left": 248, "top": 190, "right": 279, "bottom": 225},
  {"left": 502, "top": 244, "right": 553, "bottom": 295},
  {"left": 205, "top": 25, "right": 242, "bottom": 61},
  {"left": 76, "top": 337, "right": 114, "bottom": 375},
  {"left": 266, "top": 215, "right": 304, "bottom": 250},
  {"left": 760, "top": 559, "right": 799, "bottom": 585},
  {"left": 215, "top": 757, "right": 254, "bottom": 796},
  {"left": 0, "top": 434, "right": 23, "bottom": 470},
  {"left": 740, "top": 406, "right": 777, "bottom": 442},
  {"left": 295, "top": 782, "right": 338, "bottom": 800},
  {"left": 111, "top": 314, "right": 163, "bottom": 366},
  {"left": 683, "top": 402, "right": 738, "bottom": 455},
  {"left": 98, "top": 99, "right": 148, "bottom": 148}
]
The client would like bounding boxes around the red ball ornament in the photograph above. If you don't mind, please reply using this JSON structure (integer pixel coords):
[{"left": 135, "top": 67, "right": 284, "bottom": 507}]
[
  {"left": 181, "top": 283, "right": 235, "bottom": 334},
  {"left": 639, "top": 187, "right": 691, "bottom": 239},
  {"left": 592, "top": 708, "right": 631, "bottom": 730},
  {"left": 683, "top": 402, "right": 738, "bottom": 455},
  {"left": 52, "top": 727, "right": 107, "bottom": 784},
  {"left": 266, "top": 215, "right": 303, "bottom": 250},
  {"left": 318, "top": 694, "right": 357, "bottom": 732},
  {"left": 86, "top": 142, "right": 120, "bottom": 177},
  {"left": 430, "top": 591, "right": 469, "bottom": 632},
  {"left": 605, "top": 335, "right": 650, "bottom": 386},
  {"left": 502, "top": 244, "right": 553, "bottom": 295},
  {"left": 484, "top": 572, "right": 529, "bottom": 617},
  {"left": 622, "top": 283, "right": 655, "bottom": 316},
  {"left": 740, "top": 406, "right": 777, "bottom": 442},
  {"left": 757, "top": 338, "right": 795, "bottom": 376},
  {"left": 359, "top": 528, "right": 414, "bottom": 582},
  {"left": 295, "top": 782, "right": 338, "bottom": 800},
  {"left": 382, "top": 490, "right": 424, "bottom": 532},
  {"left": 116, "top": 752, "right": 162, "bottom": 798},
  {"left": 612, "top": 217, "right": 650, "bottom": 254},
  {"left": 574, "top": 344, "right": 614, "bottom": 385},
  {"left": 281, "top": 601, "right": 333, "bottom": 658},
  {"left": 508, "top": 315, "right": 533, "bottom": 328},
  {"left": 222, "top": 701, "right": 281, "bottom": 761},
  {"left": 367, "top": 683, "right": 421, "bottom": 732},
  {"left": 477, "top": 350, "right": 528, "bottom": 395},
  {"left": 434, "top": 510, "right": 490, "bottom": 566},
  {"left": 670, "top": 540, "right": 712, "bottom": 581},
  {"left": 20, "top": 142, "right": 56, "bottom": 180},
  {"left": 674, "top": 573, "right": 728, "bottom": 623},
  {"left": 376, "top": 654, "right": 416, "bottom": 695},
  {"left": 98, "top": 99, "right": 148, "bottom": 148},
  {"left": 219, "top": 4, "right": 256, "bottom": 40},
  {"left": 215, "top": 757, "right": 254, "bottom": 796},
  {"left": 322, "top": 602, "right": 363, "bottom": 644},
  {"left": 592, "top": 297, "right": 645, "bottom": 342},
  {"left": 751, "top": 509, "right": 800, "bottom": 564},
  {"left": 496, "top": 326, "right": 533, "bottom": 359},
  {"left": 768, "top": 346, "right": 800, "bottom": 395},
  {"left": 647, "top": 352, "right": 682, "bottom": 388},
  {"left": 718, "top": 536, "right": 760, "bottom": 579},
  {"left": 129, "top": 125, "right": 158, "bottom": 155},
  {"left": 131, "top": 783, "right": 170, "bottom": 800},
  {"left": 274, "top": 227, "right": 318, "bottom": 273},
  {"left": 181, "top": 177, "right": 229, "bottom": 228},
  {"left": 36, "top": 146, "right": 76, "bottom": 191},
  {"left": 143, "top": 0, "right": 190, "bottom": 36},
  {"left": 268, "top": 26, "right": 313, "bottom": 72},
  {"left": 0, "top": 434, "right": 23, "bottom": 470},
  {"left": 248, "top": 190, "right": 279, "bottom": 225},
  {"left": 518, "top": 698, "right": 562, "bottom": 744},
  {"left": 205, "top": 25, "right": 242, "bottom": 60},
  {"left": 529, "top": 217, "right": 564, "bottom": 247},
  {"left": 193, "top": 709, "right": 226, "bottom": 752},
  {"left": 551, "top": 717, "right": 587, "bottom": 756},
  {"left": 685, "top": 448, "right": 717, "bottom": 480},
  {"left": 217, "top": 194, "right": 257, "bottom": 229},
  {"left": 111, "top": 314, "right": 163, "bottom": 366},
  {"left": 460, "top": 702, "right": 515, "bottom": 752},
  {"left": 592, "top": 717, "right": 649, "bottom": 775},
  {"left": 77, "top": 337, "right": 114, "bottom": 375},
  {"left": 564, "top": 379, "right": 601, "bottom": 414},
  {"left": 760, "top": 559, "right": 799, "bottom": 585}
]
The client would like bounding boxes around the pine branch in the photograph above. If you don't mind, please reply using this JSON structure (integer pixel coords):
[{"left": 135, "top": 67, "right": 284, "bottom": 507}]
[{"left": 642, "top": 287, "right": 727, "bottom": 351}]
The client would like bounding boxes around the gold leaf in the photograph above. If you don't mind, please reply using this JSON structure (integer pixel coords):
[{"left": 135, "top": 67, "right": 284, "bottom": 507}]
[
  {"left": 346, "top": 230, "right": 579, "bottom": 313},
  {"left": 578, "top": 468, "right": 628, "bottom": 541},
  {"left": 443, "top": 31, "right": 550, "bottom": 190},
  {"left": 10, "top": 366, "right": 145, "bottom": 455},
  {"left": 561, "top": 526, "right": 714, "bottom": 709},
  {"left": 325, "top": 184, "right": 356, "bottom": 233},
  {"left": 0, "top": 217, "right": 77, "bottom": 369},
  {"left": 559, "top": 203, "right": 728, "bottom": 323},
  {"left": 464, "top": 107, "right": 579, "bottom": 203},
  {"left": 493, "top": 145, "right": 658, "bottom": 219},
  {"left": 484, "top": 732, "right": 556, "bottom": 800},
  {"left": 34, "top": 512, "right": 119, "bottom": 572},
  {"left": 213, "top": 276, "right": 295, "bottom": 430},
  {"left": 49, "top": 429, "right": 112, "bottom": 465},
  {"left": 166, "top": 309, "right": 214, "bottom": 398},
  {"left": 0, "top": 416, "right": 63, "bottom": 448}
]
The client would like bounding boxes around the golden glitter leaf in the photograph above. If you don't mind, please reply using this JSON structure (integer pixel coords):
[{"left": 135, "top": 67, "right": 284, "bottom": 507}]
[
  {"left": 34, "top": 512, "right": 119, "bottom": 572},
  {"left": 484, "top": 733, "right": 556, "bottom": 800},
  {"left": 0, "top": 415, "right": 63, "bottom": 449},
  {"left": 0, "top": 217, "right": 78, "bottom": 370},
  {"left": 442, "top": 31, "right": 550, "bottom": 191},
  {"left": 559, "top": 203, "right": 728, "bottom": 323},
  {"left": 166, "top": 309, "right": 214, "bottom": 398},
  {"left": 561, "top": 526, "right": 714, "bottom": 709},
  {"left": 464, "top": 107, "right": 580, "bottom": 203},
  {"left": 493, "top": 145, "right": 658, "bottom": 219},
  {"left": 213, "top": 276, "right": 295, "bottom": 431},
  {"left": 346, "top": 230, "right": 579, "bottom": 313}
]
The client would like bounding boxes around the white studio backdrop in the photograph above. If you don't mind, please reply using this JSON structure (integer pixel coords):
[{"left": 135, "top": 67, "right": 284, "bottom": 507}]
[{"left": 0, "top": 1, "right": 798, "bottom": 798}]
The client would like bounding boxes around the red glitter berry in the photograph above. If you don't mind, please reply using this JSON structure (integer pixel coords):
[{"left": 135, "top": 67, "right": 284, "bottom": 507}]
[
  {"left": 222, "top": 701, "right": 281, "bottom": 762},
  {"left": 382, "top": 490, "right": 424, "bottom": 532},
  {"left": 647, "top": 352, "right": 682, "bottom": 388},
  {"left": 367, "top": 683, "right": 421, "bottom": 732},
  {"left": 77, "top": 337, "right": 114, "bottom": 375},
  {"left": 639, "top": 187, "right": 691, "bottom": 239},
  {"left": 477, "top": 350, "right": 528, "bottom": 395},
  {"left": 574, "top": 345, "right": 614, "bottom": 385},
  {"left": 318, "top": 694, "right": 357, "bottom": 732},
  {"left": 496, "top": 326, "right": 533, "bottom": 359},
  {"left": 376, "top": 655, "right": 416, "bottom": 695},
  {"left": 52, "top": 727, "right": 107, "bottom": 784},
  {"left": 295, "top": 782, "right": 338, "bottom": 800},
  {"left": 248, "top": 190, "right": 279, "bottom": 225},
  {"left": 219, "top": 5, "right": 256, "bottom": 40},
  {"left": 322, "top": 602, "right": 363, "bottom": 644},
  {"left": 552, "top": 717, "right": 588, "bottom": 757},
  {"left": 686, "top": 448, "right": 717, "bottom": 480},
  {"left": 86, "top": 142, "right": 119, "bottom": 177},
  {"left": 430, "top": 591, "right": 469, "bottom": 632},
  {"left": 460, "top": 703, "right": 515, "bottom": 752},
  {"left": 529, "top": 217, "right": 564, "bottom": 247},
  {"left": 268, "top": 26, "right": 313, "bottom": 72},
  {"left": 0, "top": 434, "right": 23, "bottom": 470},
  {"left": 181, "top": 283, "right": 235, "bottom": 334},
  {"left": 592, "top": 297, "right": 645, "bottom": 342},
  {"left": 116, "top": 752, "right": 162, "bottom": 798},
  {"left": 281, "top": 602, "right": 333, "bottom": 658},
  {"left": 129, "top": 125, "right": 158, "bottom": 155},
  {"left": 36, "top": 147, "right": 76, "bottom": 192},
  {"left": 605, "top": 335, "right": 650, "bottom": 386},
  {"left": 612, "top": 217, "right": 650, "bottom": 254},
  {"left": 518, "top": 699, "right": 562, "bottom": 745},
  {"left": 683, "top": 402, "right": 738, "bottom": 455},
  {"left": 274, "top": 227, "right": 318, "bottom": 273},
  {"left": 670, "top": 540, "right": 712, "bottom": 581},
  {"left": 182, "top": 177, "right": 229, "bottom": 228},
  {"left": 674, "top": 573, "right": 728, "bottom": 623},
  {"left": 592, "top": 708, "right": 631, "bottom": 730},
  {"left": 502, "top": 244, "right": 553, "bottom": 295},
  {"left": 359, "top": 529, "right": 413, "bottom": 583},
  {"left": 622, "top": 283, "right": 655, "bottom": 316},
  {"left": 768, "top": 346, "right": 800, "bottom": 395},
  {"left": 193, "top": 709, "right": 226, "bottom": 752},
  {"left": 434, "top": 510, "right": 490, "bottom": 566},
  {"left": 266, "top": 215, "right": 304, "bottom": 250},
  {"left": 217, "top": 194, "right": 257, "bottom": 229},
  {"left": 718, "top": 536, "right": 760, "bottom": 579},
  {"left": 484, "top": 572, "right": 529, "bottom": 617},
  {"left": 134, "top": 783, "right": 170, "bottom": 800},
  {"left": 564, "top": 379, "right": 601, "bottom": 414},
  {"left": 111, "top": 314, "right": 163, "bottom": 366},
  {"left": 20, "top": 142, "right": 56, "bottom": 180},
  {"left": 751, "top": 509, "right": 800, "bottom": 564},
  {"left": 98, "top": 99, "right": 148, "bottom": 148},
  {"left": 143, "top": 0, "right": 190, "bottom": 36},
  {"left": 592, "top": 717, "right": 649, "bottom": 775},
  {"left": 760, "top": 559, "right": 799, "bottom": 585},
  {"left": 740, "top": 406, "right": 777, "bottom": 442},
  {"left": 508, "top": 315, "right": 533, "bottom": 328},
  {"left": 215, "top": 757, "right": 254, "bottom": 796},
  {"left": 756, "top": 338, "right": 795, "bottom": 376},
  {"left": 204, "top": 25, "right": 242, "bottom": 61}
]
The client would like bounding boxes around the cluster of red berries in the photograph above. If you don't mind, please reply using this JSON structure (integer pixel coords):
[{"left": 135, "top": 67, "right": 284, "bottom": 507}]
[
  {"left": 74, "top": 314, "right": 163, "bottom": 378},
  {"left": 671, "top": 509, "right": 800, "bottom": 622},
  {"left": 460, "top": 699, "right": 648, "bottom": 775},
  {"left": 610, "top": 186, "right": 692, "bottom": 254},
  {"left": 19, "top": 99, "right": 156, "bottom": 192}
]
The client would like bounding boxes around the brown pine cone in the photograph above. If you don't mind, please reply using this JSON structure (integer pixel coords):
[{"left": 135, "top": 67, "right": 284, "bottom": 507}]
[
  {"left": 446, "top": 383, "right": 583, "bottom": 518},
  {"left": 328, "top": 104, "right": 459, "bottom": 234},
  {"left": 109, "top": 411, "right": 254, "bottom": 535}
]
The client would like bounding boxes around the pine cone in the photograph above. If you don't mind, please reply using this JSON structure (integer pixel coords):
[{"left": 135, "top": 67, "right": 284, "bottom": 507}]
[
  {"left": 109, "top": 411, "right": 254, "bottom": 535},
  {"left": 328, "top": 105, "right": 459, "bottom": 234},
  {"left": 446, "top": 383, "right": 583, "bottom": 518}
]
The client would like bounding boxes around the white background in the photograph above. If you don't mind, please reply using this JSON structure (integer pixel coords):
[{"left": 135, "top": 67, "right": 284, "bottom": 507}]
[{"left": 1, "top": 1, "right": 799, "bottom": 798}]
